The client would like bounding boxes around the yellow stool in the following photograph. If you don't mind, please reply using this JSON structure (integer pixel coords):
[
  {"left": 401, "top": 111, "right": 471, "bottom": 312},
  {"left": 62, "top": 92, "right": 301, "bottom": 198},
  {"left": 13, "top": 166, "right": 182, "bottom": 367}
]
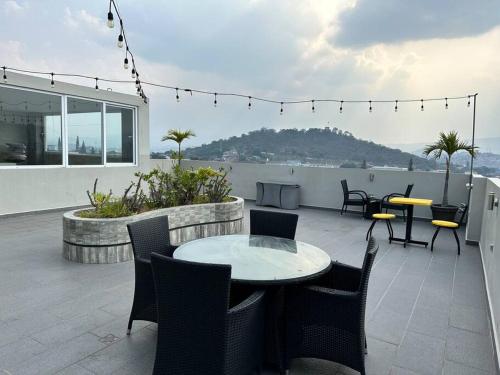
[
  {"left": 366, "top": 213, "right": 395, "bottom": 242},
  {"left": 430, "top": 204, "right": 467, "bottom": 255}
]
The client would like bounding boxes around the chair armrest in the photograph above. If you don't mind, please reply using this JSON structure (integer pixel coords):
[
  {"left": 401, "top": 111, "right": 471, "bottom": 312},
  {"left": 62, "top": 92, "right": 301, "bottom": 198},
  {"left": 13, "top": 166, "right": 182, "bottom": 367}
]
[
  {"left": 348, "top": 191, "right": 368, "bottom": 201},
  {"left": 228, "top": 290, "right": 266, "bottom": 316},
  {"left": 314, "top": 261, "right": 361, "bottom": 292},
  {"left": 382, "top": 192, "right": 404, "bottom": 202}
]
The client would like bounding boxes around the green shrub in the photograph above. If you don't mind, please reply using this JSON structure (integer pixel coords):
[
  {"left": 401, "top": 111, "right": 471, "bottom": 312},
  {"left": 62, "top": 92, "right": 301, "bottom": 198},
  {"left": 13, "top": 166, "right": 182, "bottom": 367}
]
[{"left": 81, "top": 166, "right": 233, "bottom": 218}]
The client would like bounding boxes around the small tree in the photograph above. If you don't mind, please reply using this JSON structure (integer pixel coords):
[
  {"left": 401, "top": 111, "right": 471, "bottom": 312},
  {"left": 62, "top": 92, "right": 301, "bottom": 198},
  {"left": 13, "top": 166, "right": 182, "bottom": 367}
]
[
  {"left": 75, "top": 136, "right": 80, "bottom": 151},
  {"left": 80, "top": 141, "right": 86, "bottom": 154},
  {"left": 423, "top": 131, "right": 476, "bottom": 206},
  {"left": 161, "top": 129, "right": 196, "bottom": 165}
]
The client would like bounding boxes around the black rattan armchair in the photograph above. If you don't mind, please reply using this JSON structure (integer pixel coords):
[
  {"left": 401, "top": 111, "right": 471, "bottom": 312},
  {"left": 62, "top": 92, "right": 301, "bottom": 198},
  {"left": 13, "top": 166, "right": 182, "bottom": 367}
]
[
  {"left": 381, "top": 183, "right": 414, "bottom": 220},
  {"left": 340, "top": 179, "right": 369, "bottom": 216},
  {"left": 126, "top": 215, "right": 177, "bottom": 335},
  {"left": 250, "top": 209, "right": 298, "bottom": 240},
  {"left": 285, "top": 237, "right": 379, "bottom": 375},
  {"left": 150, "top": 253, "right": 266, "bottom": 375}
]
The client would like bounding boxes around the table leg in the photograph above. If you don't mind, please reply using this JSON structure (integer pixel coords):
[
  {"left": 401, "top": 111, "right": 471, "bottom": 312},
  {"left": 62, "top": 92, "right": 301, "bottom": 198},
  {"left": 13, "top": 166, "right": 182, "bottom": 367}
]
[{"left": 390, "top": 205, "right": 429, "bottom": 247}]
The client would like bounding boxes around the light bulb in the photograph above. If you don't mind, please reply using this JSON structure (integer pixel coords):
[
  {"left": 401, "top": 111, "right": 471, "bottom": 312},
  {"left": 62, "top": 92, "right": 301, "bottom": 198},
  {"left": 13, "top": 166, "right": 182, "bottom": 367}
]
[
  {"left": 50, "top": 73, "right": 55, "bottom": 88},
  {"left": 339, "top": 100, "right": 343, "bottom": 113},
  {"left": 124, "top": 57, "right": 129, "bottom": 69},
  {"left": 95, "top": 78, "right": 99, "bottom": 91},
  {"left": 420, "top": 99, "right": 424, "bottom": 111},
  {"left": 248, "top": 96, "right": 252, "bottom": 110},
  {"left": 107, "top": 12, "right": 114, "bottom": 28},
  {"left": 395, "top": 100, "right": 398, "bottom": 112},
  {"left": 135, "top": 79, "right": 140, "bottom": 88},
  {"left": 117, "top": 34, "right": 124, "bottom": 48},
  {"left": 369, "top": 101, "right": 372, "bottom": 113},
  {"left": 131, "top": 68, "right": 136, "bottom": 78}
]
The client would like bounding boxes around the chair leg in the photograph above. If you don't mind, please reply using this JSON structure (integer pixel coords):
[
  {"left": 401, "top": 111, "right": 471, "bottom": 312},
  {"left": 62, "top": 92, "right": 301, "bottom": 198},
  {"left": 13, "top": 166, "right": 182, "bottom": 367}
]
[
  {"left": 366, "top": 220, "right": 377, "bottom": 241},
  {"left": 365, "top": 335, "right": 368, "bottom": 354},
  {"left": 341, "top": 204, "right": 345, "bottom": 215},
  {"left": 453, "top": 229, "right": 461, "bottom": 255},
  {"left": 127, "top": 317, "right": 133, "bottom": 335},
  {"left": 403, "top": 209, "right": 406, "bottom": 222},
  {"left": 431, "top": 227, "right": 440, "bottom": 252},
  {"left": 385, "top": 220, "right": 393, "bottom": 242}
]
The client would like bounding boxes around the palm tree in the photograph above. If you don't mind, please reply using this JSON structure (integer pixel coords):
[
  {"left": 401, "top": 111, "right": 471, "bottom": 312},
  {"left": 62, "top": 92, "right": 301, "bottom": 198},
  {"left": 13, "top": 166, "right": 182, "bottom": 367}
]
[
  {"left": 161, "top": 129, "right": 195, "bottom": 165},
  {"left": 423, "top": 131, "right": 476, "bottom": 206}
]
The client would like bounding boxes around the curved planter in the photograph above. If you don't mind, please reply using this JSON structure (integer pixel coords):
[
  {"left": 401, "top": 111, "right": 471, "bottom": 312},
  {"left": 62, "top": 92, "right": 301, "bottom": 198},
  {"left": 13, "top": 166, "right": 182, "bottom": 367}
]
[{"left": 63, "top": 197, "right": 244, "bottom": 264}]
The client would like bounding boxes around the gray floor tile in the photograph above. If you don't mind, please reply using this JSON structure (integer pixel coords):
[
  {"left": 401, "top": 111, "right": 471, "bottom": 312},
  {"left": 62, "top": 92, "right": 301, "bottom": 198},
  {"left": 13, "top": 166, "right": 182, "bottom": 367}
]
[
  {"left": 449, "top": 304, "right": 489, "bottom": 335},
  {"left": 445, "top": 327, "right": 494, "bottom": 372},
  {"left": 442, "top": 360, "right": 491, "bottom": 375},
  {"left": 0, "top": 202, "right": 496, "bottom": 374},
  {"left": 408, "top": 305, "right": 449, "bottom": 339},
  {"left": 395, "top": 331, "right": 445, "bottom": 375}
]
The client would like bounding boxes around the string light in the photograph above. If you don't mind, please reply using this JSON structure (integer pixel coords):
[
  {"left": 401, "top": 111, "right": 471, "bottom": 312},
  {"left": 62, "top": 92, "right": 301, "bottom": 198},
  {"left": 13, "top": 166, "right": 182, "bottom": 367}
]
[
  {"left": 369, "top": 100, "right": 372, "bottom": 113},
  {"left": 280, "top": 102, "right": 284, "bottom": 115},
  {"left": 420, "top": 99, "right": 424, "bottom": 111},
  {"left": 311, "top": 100, "right": 315, "bottom": 113},
  {"left": 1, "top": 65, "right": 475, "bottom": 113},
  {"left": 175, "top": 88, "right": 180, "bottom": 102},
  {"left": 131, "top": 68, "right": 135, "bottom": 79},
  {"left": 445, "top": 97, "right": 448, "bottom": 109},
  {"left": 124, "top": 54, "right": 129, "bottom": 69},
  {"left": 107, "top": 10, "right": 114, "bottom": 28},
  {"left": 117, "top": 34, "right": 124, "bottom": 48},
  {"left": 95, "top": 78, "right": 99, "bottom": 91}
]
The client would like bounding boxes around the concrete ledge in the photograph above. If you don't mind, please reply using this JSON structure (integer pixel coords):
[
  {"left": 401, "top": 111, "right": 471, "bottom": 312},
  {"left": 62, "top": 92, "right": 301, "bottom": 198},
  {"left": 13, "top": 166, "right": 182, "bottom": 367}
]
[{"left": 62, "top": 197, "right": 244, "bottom": 263}]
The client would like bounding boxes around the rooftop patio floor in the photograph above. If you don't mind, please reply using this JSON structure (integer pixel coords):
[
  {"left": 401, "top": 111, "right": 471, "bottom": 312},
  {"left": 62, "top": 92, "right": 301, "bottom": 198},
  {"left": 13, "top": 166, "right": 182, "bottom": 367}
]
[{"left": 0, "top": 201, "right": 496, "bottom": 375}]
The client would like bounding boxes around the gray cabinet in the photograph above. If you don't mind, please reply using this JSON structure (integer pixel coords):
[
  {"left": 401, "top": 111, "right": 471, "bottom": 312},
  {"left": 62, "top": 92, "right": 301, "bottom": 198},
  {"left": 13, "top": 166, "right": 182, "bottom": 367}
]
[{"left": 256, "top": 181, "right": 300, "bottom": 210}]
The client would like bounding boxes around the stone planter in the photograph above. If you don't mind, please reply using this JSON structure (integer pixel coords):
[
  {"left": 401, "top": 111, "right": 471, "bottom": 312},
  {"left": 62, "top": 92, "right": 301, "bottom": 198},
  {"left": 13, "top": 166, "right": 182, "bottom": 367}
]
[{"left": 63, "top": 197, "right": 244, "bottom": 264}]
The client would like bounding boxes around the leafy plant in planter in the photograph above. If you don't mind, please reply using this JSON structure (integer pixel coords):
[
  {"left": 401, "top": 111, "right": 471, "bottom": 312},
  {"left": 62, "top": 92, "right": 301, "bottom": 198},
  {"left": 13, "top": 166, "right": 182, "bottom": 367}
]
[{"left": 423, "top": 131, "right": 476, "bottom": 220}]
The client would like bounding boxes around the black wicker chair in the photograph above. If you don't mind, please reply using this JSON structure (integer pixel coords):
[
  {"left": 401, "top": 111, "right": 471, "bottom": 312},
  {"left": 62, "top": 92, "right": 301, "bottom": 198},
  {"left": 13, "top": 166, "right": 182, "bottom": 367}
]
[
  {"left": 381, "top": 183, "right": 414, "bottom": 220},
  {"left": 285, "top": 238, "right": 379, "bottom": 375},
  {"left": 126, "top": 215, "right": 177, "bottom": 335},
  {"left": 250, "top": 209, "right": 298, "bottom": 240},
  {"left": 150, "top": 253, "right": 266, "bottom": 375},
  {"left": 340, "top": 179, "right": 369, "bottom": 216}
]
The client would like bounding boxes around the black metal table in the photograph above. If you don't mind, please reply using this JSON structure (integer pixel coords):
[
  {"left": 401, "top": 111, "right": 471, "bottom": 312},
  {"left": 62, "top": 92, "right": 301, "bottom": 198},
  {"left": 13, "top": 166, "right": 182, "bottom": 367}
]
[
  {"left": 174, "top": 235, "right": 332, "bottom": 374},
  {"left": 388, "top": 197, "right": 433, "bottom": 247}
]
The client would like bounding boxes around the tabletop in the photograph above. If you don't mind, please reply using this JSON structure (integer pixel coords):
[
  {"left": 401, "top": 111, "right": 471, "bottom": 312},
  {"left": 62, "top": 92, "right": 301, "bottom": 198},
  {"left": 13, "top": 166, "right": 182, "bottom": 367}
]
[
  {"left": 389, "top": 197, "right": 433, "bottom": 206},
  {"left": 173, "top": 234, "right": 332, "bottom": 285}
]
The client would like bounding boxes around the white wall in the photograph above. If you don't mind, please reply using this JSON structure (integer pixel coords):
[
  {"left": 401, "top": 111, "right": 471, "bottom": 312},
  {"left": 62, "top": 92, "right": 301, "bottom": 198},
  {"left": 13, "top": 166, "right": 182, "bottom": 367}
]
[
  {"left": 181, "top": 160, "right": 472, "bottom": 219},
  {"left": 479, "top": 178, "right": 500, "bottom": 365},
  {"left": 0, "top": 72, "right": 155, "bottom": 215}
]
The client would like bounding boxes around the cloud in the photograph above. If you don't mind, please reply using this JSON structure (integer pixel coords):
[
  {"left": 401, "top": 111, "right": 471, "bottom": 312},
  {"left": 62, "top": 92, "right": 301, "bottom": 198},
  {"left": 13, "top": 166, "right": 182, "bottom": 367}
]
[
  {"left": 3, "top": 0, "right": 27, "bottom": 14},
  {"left": 331, "top": 0, "right": 500, "bottom": 47}
]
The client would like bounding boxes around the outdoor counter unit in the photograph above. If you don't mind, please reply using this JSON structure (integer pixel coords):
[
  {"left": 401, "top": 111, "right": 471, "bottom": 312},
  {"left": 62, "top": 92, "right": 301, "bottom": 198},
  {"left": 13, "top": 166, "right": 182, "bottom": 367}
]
[{"left": 256, "top": 181, "right": 300, "bottom": 209}]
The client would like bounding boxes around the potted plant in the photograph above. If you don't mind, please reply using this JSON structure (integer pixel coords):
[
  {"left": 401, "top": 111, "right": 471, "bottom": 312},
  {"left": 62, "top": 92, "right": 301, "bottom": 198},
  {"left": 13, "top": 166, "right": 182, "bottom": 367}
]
[{"left": 423, "top": 131, "right": 476, "bottom": 220}]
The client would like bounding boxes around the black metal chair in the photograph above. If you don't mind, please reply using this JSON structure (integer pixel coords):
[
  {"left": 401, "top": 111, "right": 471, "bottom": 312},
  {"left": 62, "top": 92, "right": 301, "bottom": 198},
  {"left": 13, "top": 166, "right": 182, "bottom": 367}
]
[
  {"left": 126, "top": 215, "right": 177, "bottom": 335},
  {"left": 150, "top": 253, "right": 266, "bottom": 375},
  {"left": 431, "top": 203, "right": 468, "bottom": 255},
  {"left": 381, "top": 183, "right": 414, "bottom": 220},
  {"left": 285, "top": 238, "right": 379, "bottom": 375},
  {"left": 250, "top": 209, "right": 298, "bottom": 240},
  {"left": 340, "top": 179, "right": 369, "bottom": 216}
]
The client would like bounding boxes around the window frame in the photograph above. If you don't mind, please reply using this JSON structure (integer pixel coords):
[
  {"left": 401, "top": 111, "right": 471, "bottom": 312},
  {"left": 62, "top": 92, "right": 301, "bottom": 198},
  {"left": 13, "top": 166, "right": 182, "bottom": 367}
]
[{"left": 0, "top": 84, "right": 138, "bottom": 169}]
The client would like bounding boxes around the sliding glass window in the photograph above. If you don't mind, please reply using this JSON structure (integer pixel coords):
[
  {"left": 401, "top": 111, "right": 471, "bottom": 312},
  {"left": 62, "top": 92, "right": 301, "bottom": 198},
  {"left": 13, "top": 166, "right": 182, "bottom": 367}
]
[
  {"left": 67, "top": 98, "right": 103, "bottom": 165},
  {"left": 106, "top": 105, "right": 134, "bottom": 164},
  {"left": 0, "top": 86, "right": 62, "bottom": 166}
]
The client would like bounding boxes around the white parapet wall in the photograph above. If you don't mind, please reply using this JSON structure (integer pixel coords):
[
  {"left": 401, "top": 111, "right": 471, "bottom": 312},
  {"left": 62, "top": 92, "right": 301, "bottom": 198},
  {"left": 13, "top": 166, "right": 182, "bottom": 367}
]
[
  {"left": 479, "top": 178, "right": 500, "bottom": 363},
  {"left": 180, "top": 160, "right": 486, "bottom": 243}
]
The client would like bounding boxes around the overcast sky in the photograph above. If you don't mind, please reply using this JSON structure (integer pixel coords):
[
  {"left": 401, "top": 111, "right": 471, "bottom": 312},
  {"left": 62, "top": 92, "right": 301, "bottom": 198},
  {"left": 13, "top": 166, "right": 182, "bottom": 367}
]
[{"left": 1, "top": 0, "right": 499, "bottom": 151}]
